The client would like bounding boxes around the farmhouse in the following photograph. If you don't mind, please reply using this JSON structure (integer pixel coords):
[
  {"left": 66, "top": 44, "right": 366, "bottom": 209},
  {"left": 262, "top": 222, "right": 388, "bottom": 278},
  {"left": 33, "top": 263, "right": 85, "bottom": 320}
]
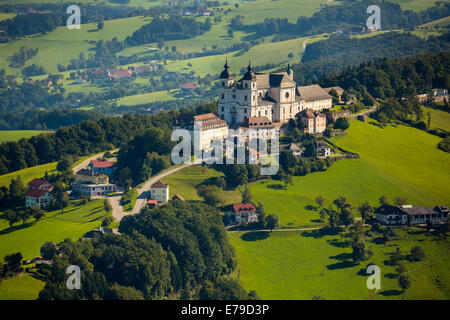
[
  {"left": 375, "top": 204, "right": 449, "bottom": 225},
  {"left": 297, "top": 109, "right": 327, "bottom": 134},
  {"left": 179, "top": 82, "right": 199, "bottom": 95},
  {"left": 174, "top": 113, "right": 228, "bottom": 150},
  {"left": 149, "top": 181, "right": 169, "bottom": 204},
  {"left": 228, "top": 203, "right": 258, "bottom": 225},
  {"left": 111, "top": 69, "right": 132, "bottom": 79},
  {"left": 89, "top": 159, "right": 115, "bottom": 176},
  {"left": 26, "top": 189, "right": 53, "bottom": 208}
]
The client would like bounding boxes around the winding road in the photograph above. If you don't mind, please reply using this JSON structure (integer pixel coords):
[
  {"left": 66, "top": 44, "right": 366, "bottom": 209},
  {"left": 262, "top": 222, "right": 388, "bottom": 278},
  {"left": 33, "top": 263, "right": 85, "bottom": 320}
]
[{"left": 72, "top": 150, "right": 193, "bottom": 222}]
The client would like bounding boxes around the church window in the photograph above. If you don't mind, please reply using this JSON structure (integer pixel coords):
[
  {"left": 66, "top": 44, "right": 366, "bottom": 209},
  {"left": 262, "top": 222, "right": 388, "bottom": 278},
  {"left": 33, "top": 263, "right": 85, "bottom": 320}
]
[
  {"left": 253, "top": 83, "right": 255, "bottom": 88},
  {"left": 285, "top": 92, "right": 290, "bottom": 98},
  {"left": 221, "top": 94, "right": 224, "bottom": 99},
  {"left": 232, "top": 94, "right": 236, "bottom": 99},
  {"left": 245, "top": 95, "right": 247, "bottom": 101},
  {"left": 245, "top": 83, "right": 248, "bottom": 88}
]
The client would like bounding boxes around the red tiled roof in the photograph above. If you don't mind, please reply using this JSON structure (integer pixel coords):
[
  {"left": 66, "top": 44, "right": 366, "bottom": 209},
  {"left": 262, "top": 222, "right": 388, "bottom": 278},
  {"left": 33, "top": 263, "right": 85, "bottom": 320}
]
[
  {"left": 152, "top": 181, "right": 168, "bottom": 189},
  {"left": 90, "top": 160, "right": 115, "bottom": 168},
  {"left": 179, "top": 82, "right": 198, "bottom": 89},
  {"left": 28, "top": 178, "right": 50, "bottom": 187},
  {"left": 232, "top": 203, "right": 257, "bottom": 213},
  {"left": 172, "top": 194, "right": 185, "bottom": 201},
  {"left": 26, "top": 189, "right": 50, "bottom": 198},
  {"left": 111, "top": 69, "right": 132, "bottom": 77},
  {"left": 147, "top": 200, "right": 158, "bottom": 205}
]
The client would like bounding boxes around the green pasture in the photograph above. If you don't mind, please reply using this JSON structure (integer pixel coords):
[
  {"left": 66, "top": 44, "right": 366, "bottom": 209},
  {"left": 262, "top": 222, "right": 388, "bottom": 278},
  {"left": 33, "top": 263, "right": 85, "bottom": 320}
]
[
  {"left": 0, "top": 273, "right": 44, "bottom": 300},
  {"left": 229, "top": 228, "right": 450, "bottom": 300},
  {"left": 0, "top": 130, "right": 50, "bottom": 143},
  {"left": 423, "top": 107, "right": 450, "bottom": 132}
]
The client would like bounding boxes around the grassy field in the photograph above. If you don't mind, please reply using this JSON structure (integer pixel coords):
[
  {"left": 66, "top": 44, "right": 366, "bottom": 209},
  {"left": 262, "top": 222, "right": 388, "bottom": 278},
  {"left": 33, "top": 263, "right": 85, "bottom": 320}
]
[
  {"left": 229, "top": 228, "right": 450, "bottom": 300},
  {"left": 390, "top": 0, "right": 446, "bottom": 12},
  {"left": 0, "top": 162, "right": 58, "bottom": 188},
  {"left": 249, "top": 120, "right": 450, "bottom": 228},
  {"left": 423, "top": 107, "right": 450, "bottom": 132},
  {"left": 166, "top": 35, "right": 314, "bottom": 76},
  {"left": 0, "top": 199, "right": 108, "bottom": 260},
  {"left": 418, "top": 16, "right": 450, "bottom": 28},
  {"left": 163, "top": 165, "right": 241, "bottom": 205},
  {"left": 0, "top": 130, "right": 49, "bottom": 143},
  {"left": 113, "top": 89, "right": 177, "bottom": 106},
  {"left": 0, "top": 273, "right": 44, "bottom": 300},
  {"left": 0, "top": 16, "right": 150, "bottom": 75}
]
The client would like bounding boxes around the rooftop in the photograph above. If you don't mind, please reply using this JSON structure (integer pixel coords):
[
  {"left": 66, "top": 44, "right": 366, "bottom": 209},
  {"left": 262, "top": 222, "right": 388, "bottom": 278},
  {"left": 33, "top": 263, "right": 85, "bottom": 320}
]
[
  {"left": 152, "top": 181, "right": 168, "bottom": 189},
  {"left": 297, "top": 85, "right": 332, "bottom": 102},
  {"left": 90, "top": 159, "right": 115, "bottom": 168}
]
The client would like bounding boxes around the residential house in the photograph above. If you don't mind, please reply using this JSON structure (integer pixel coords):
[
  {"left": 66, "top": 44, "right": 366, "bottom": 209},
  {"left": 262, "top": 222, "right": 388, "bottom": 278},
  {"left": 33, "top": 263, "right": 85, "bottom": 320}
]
[
  {"left": 147, "top": 199, "right": 158, "bottom": 208},
  {"left": 28, "top": 178, "right": 53, "bottom": 192},
  {"left": 89, "top": 159, "right": 115, "bottom": 176},
  {"left": 111, "top": 69, "right": 132, "bottom": 79},
  {"left": 289, "top": 143, "right": 303, "bottom": 157},
  {"left": 75, "top": 169, "right": 109, "bottom": 185},
  {"left": 375, "top": 204, "right": 449, "bottom": 225},
  {"left": 72, "top": 181, "right": 116, "bottom": 197},
  {"left": 298, "top": 109, "right": 327, "bottom": 134},
  {"left": 149, "top": 181, "right": 169, "bottom": 204},
  {"left": 26, "top": 189, "right": 53, "bottom": 208},
  {"left": 229, "top": 203, "right": 258, "bottom": 225},
  {"left": 315, "top": 141, "right": 331, "bottom": 157},
  {"left": 134, "top": 65, "right": 153, "bottom": 74},
  {"left": 179, "top": 82, "right": 199, "bottom": 95}
]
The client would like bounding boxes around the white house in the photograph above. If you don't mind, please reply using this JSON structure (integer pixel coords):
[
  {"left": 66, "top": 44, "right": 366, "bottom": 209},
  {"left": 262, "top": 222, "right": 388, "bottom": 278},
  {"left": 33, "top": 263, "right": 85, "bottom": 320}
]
[
  {"left": 289, "top": 143, "right": 303, "bottom": 157},
  {"left": 26, "top": 189, "right": 53, "bottom": 208},
  {"left": 229, "top": 203, "right": 258, "bottom": 225},
  {"left": 150, "top": 181, "right": 169, "bottom": 204},
  {"left": 315, "top": 141, "right": 331, "bottom": 157}
]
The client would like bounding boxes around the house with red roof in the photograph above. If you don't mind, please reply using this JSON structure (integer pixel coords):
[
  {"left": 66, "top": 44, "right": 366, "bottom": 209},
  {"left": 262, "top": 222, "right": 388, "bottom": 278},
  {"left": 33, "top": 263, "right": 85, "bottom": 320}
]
[
  {"left": 229, "top": 203, "right": 258, "bottom": 225},
  {"left": 89, "top": 159, "right": 115, "bottom": 176},
  {"left": 26, "top": 189, "right": 53, "bottom": 208},
  {"left": 172, "top": 194, "right": 185, "bottom": 202},
  {"left": 28, "top": 178, "right": 53, "bottom": 192},
  {"left": 111, "top": 69, "right": 132, "bottom": 79}
]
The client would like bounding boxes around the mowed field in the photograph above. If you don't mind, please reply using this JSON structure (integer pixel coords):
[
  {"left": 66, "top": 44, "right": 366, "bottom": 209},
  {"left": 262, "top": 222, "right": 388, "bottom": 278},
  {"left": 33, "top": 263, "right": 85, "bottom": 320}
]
[
  {"left": 0, "top": 130, "right": 49, "bottom": 143},
  {"left": 0, "top": 198, "right": 108, "bottom": 260},
  {"left": 423, "top": 106, "right": 450, "bottom": 132},
  {"left": 229, "top": 228, "right": 450, "bottom": 300},
  {"left": 0, "top": 274, "right": 44, "bottom": 300},
  {"left": 249, "top": 120, "right": 450, "bottom": 228}
]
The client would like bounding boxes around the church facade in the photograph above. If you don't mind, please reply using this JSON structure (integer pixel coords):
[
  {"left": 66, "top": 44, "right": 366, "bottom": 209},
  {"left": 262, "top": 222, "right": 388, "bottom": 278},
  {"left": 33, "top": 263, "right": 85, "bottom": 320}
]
[{"left": 218, "top": 61, "right": 332, "bottom": 126}]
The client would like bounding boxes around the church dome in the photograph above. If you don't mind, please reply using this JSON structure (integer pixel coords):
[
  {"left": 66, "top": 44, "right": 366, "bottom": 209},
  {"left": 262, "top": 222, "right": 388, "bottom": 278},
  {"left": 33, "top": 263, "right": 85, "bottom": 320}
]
[{"left": 220, "top": 60, "right": 233, "bottom": 79}]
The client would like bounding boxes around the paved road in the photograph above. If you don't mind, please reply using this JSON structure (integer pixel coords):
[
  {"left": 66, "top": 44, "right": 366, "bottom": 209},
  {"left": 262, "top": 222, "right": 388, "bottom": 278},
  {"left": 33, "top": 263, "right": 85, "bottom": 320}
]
[{"left": 110, "top": 162, "right": 194, "bottom": 222}]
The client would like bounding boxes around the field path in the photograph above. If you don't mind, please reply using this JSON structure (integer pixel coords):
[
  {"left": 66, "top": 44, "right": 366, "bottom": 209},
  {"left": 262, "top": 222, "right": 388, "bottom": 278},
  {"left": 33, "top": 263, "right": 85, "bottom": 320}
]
[{"left": 111, "top": 163, "right": 194, "bottom": 222}]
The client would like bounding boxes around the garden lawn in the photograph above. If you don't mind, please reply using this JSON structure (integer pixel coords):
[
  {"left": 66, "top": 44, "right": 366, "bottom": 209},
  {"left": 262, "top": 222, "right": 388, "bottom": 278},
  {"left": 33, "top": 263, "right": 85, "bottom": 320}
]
[
  {"left": 249, "top": 120, "right": 450, "bottom": 228},
  {"left": 121, "top": 188, "right": 138, "bottom": 212},
  {"left": 0, "top": 199, "right": 108, "bottom": 260},
  {"left": 229, "top": 228, "right": 450, "bottom": 300}
]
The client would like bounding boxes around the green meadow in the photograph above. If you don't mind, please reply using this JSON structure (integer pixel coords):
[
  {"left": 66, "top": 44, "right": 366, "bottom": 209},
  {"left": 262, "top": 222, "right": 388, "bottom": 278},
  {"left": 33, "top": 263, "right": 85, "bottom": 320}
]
[
  {"left": 0, "top": 16, "right": 150, "bottom": 75},
  {"left": 249, "top": 120, "right": 450, "bottom": 228},
  {"left": 423, "top": 106, "right": 450, "bottom": 132},
  {"left": 0, "top": 199, "right": 108, "bottom": 260},
  {"left": 0, "top": 273, "right": 44, "bottom": 300},
  {"left": 113, "top": 89, "right": 177, "bottom": 106},
  {"left": 390, "top": 0, "right": 445, "bottom": 12},
  {"left": 0, "top": 162, "right": 58, "bottom": 188},
  {"left": 0, "top": 130, "right": 49, "bottom": 143},
  {"left": 229, "top": 228, "right": 450, "bottom": 300}
]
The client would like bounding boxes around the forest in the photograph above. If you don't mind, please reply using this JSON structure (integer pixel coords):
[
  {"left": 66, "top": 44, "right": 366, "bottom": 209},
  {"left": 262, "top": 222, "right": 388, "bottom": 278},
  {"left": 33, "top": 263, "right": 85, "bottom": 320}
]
[
  {"left": 293, "top": 32, "right": 450, "bottom": 84},
  {"left": 38, "top": 201, "right": 255, "bottom": 300}
]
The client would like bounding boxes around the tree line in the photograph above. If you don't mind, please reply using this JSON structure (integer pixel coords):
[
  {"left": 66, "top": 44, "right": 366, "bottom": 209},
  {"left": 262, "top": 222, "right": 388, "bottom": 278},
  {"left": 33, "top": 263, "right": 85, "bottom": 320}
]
[{"left": 229, "top": 1, "right": 450, "bottom": 37}]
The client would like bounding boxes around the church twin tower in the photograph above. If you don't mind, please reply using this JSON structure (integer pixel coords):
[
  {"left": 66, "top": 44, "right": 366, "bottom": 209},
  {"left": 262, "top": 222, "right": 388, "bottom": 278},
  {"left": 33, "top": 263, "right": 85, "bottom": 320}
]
[{"left": 218, "top": 60, "right": 304, "bottom": 125}]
